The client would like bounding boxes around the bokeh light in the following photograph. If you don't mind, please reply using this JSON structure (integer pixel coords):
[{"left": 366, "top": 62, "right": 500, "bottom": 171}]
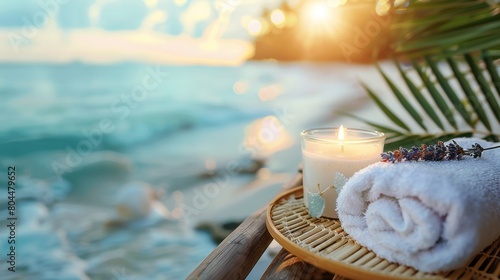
[
  {"left": 376, "top": 0, "right": 392, "bottom": 15},
  {"left": 144, "top": 0, "right": 158, "bottom": 8},
  {"left": 258, "top": 84, "right": 282, "bottom": 101},
  {"left": 243, "top": 116, "right": 293, "bottom": 159},
  {"left": 270, "top": 9, "right": 286, "bottom": 28},
  {"left": 247, "top": 19, "right": 263, "bottom": 36},
  {"left": 328, "top": 0, "right": 347, "bottom": 8},
  {"left": 233, "top": 80, "right": 249, "bottom": 95},
  {"left": 204, "top": 158, "right": 217, "bottom": 171},
  {"left": 173, "top": 0, "right": 187, "bottom": 7}
]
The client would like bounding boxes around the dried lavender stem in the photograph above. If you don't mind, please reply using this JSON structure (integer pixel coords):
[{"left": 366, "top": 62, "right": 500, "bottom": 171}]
[
  {"left": 381, "top": 141, "right": 498, "bottom": 163},
  {"left": 482, "top": 145, "right": 500, "bottom": 151}
]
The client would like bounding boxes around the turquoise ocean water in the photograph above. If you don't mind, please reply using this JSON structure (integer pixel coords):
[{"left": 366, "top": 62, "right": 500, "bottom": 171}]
[{"left": 0, "top": 61, "right": 371, "bottom": 279}]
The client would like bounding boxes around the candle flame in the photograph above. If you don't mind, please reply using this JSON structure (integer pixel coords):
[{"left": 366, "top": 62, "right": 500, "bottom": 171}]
[{"left": 338, "top": 125, "right": 345, "bottom": 140}]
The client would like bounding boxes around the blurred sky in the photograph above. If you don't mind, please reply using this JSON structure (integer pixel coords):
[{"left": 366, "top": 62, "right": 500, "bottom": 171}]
[{"left": 0, "top": 0, "right": 289, "bottom": 65}]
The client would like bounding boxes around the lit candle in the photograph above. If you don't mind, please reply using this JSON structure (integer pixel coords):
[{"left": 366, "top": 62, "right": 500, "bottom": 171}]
[{"left": 301, "top": 126, "right": 385, "bottom": 218}]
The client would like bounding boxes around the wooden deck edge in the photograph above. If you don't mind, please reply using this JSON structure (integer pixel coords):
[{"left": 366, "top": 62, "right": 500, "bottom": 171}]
[{"left": 187, "top": 173, "right": 303, "bottom": 280}]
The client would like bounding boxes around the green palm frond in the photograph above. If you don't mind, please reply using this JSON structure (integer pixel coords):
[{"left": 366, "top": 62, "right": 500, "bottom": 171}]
[
  {"left": 389, "top": 0, "right": 500, "bottom": 58},
  {"left": 353, "top": 0, "right": 500, "bottom": 150},
  {"left": 362, "top": 53, "right": 500, "bottom": 151},
  {"left": 483, "top": 50, "right": 500, "bottom": 95}
]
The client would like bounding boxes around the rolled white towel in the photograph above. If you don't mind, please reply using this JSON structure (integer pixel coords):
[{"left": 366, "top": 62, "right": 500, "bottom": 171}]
[{"left": 337, "top": 138, "right": 500, "bottom": 273}]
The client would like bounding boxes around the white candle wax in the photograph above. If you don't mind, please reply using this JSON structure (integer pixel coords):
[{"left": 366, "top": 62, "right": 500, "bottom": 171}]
[{"left": 301, "top": 127, "right": 385, "bottom": 218}]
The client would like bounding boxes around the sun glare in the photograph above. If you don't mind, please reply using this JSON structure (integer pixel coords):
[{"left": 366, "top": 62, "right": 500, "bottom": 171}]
[
  {"left": 298, "top": 1, "right": 337, "bottom": 43},
  {"left": 305, "top": 2, "right": 330, "bottom": 21}
]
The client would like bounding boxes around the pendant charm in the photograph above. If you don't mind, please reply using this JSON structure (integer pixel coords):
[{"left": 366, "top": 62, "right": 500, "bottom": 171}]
[{"left": 306, "top": 189, "right": 325, "bottom": 218}]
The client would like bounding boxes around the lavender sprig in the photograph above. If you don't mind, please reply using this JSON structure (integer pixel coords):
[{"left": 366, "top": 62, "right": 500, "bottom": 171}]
[{"left": 381, "top": 140, "right": 500, "bottom": 163}]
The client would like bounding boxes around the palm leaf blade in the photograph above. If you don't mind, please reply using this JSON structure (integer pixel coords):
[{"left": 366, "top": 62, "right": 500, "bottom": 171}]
[
  {"left": 412, "top": 61, "right": 457, "bottom": 129},
  {"left": 482, "top": 50, "right": 500, "bottom": 97},
  {"left": 359, "top": 82, "right": 411, "bottom": 131},
  {"left": 384, "top": 134, "right": 434, "bottom": 151},
  {"left": 402, "top": 34, "right": 500, "bottom": 60},
  {"left": 425, "top": 56, "right": 474, "bottom": 127},
  {"left": 394, "top": 62, "right": 445, "bottom": 130},
  {"left": 376, "top": 64, "right": 427, "bottom": 131},
  {"left": 464, "top": 53, "right": 500, "bottom": 123},
  {"left": 384, "top": 132, "right": 474, "bottom": 151},
  {"left": 341, "top": 112, "right": 404, "bottom": 135},
  {"left": 396, "top": 16, "right": 500, "bottom": 54},
  {"left": 484, "top": 134, "right": 500, "bottom": 142},
  {"left": 446, "top": 56, "right": 492, "bottom": 131}
]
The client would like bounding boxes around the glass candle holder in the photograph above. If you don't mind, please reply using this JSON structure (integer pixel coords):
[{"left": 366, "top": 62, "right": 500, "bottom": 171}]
[{"left": 301, "top": 127, "right": 385, "bottom": 218}]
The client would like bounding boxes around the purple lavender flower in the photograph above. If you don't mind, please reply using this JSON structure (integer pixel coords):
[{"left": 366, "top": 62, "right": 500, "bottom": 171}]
[
  {"left": 381, "top": 151, "right": 396, "bottom": 163},
  {"left": 406, "top": 146, "right": 420, "bottom": 161},
  {"left": 399, "top": 147, "right": 409, "bottom": 159},
  {"left": 471, "top": 143, "right": 484, "bottom": 158},
  {"left": 381, "top": 141, "right": 497, "bottom": 163}
]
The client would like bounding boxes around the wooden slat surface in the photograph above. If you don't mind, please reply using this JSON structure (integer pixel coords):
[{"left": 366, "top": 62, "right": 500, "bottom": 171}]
[
  {"left": 261, "top": 248, "right": 337, "bottom": 280},
  {"left": 187, "top": 173, "right": 303, "bottom": 280}
]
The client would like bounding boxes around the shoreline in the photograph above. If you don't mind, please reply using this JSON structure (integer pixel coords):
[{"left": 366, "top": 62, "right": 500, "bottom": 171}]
[{"left": 0, "top": 61, "right": 393, "bottom": 279}]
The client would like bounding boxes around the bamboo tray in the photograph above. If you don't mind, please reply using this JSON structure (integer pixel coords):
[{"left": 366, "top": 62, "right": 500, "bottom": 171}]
[{"left": 266, "top": 187, "right": 500, "bottom": 280}]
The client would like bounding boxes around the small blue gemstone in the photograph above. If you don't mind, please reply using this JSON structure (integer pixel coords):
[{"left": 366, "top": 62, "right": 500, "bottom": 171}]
[{"left": 306, "top": 190, "right": 325, "bottom": 218}]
